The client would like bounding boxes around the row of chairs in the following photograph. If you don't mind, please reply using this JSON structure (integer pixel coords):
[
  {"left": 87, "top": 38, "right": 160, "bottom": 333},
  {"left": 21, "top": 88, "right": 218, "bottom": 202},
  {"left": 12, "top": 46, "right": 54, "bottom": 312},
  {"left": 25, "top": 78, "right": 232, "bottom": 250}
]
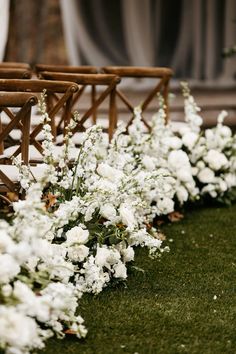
[{"left": 0, "top": 62, "right": 173, "bottom": 200}]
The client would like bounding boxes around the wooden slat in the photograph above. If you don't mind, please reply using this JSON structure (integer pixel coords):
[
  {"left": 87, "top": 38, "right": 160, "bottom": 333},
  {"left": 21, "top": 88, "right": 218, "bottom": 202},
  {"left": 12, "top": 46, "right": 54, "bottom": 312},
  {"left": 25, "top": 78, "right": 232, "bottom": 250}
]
[
  {"left": 0, "top": 79, "right": 79, "bottom": 94},
  {"left": 0, "top": 68, "right": 32, "bottom": 79},
  {"left": 0, "top": 92, "right": 38, "bottom": 107},
  {"left": 0, "top": 62, "right": 31, "bottom": 70},
  {"left": 102, "top": 66, "right": 173, "bottom": 78},
  {"left": 40, "top": 72, "right": 121, "bottom": 86},
  {"left": 35, "top": 64, "right": 98, "bottom": 75}
]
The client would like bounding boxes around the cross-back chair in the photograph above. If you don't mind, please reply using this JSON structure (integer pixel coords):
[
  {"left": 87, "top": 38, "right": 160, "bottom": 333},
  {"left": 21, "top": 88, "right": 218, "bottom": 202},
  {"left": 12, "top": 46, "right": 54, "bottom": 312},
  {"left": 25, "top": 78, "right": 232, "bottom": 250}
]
[
  {"left": 0, "top": 68, "right": 32, "bottom": 79},
  {"left": 37, "top": 71, "right": 120, "bottom": 140},
  {"left": 0, "top": 92, "right": 38, "bottom": 198},
  {"left": 0, "top": 62, "right": 31, "bottom": 70},
  {"left": 101, "top": 66, "right": 173, "bottom": 133},
  {"left": 36, "top": 64, "right": 98, "bottom": 126},
  {"left": 35, "top": 64, "right": 98, "bottom": 75},
  {"left": 0, "top": 79, "right": 79, "bottom": 162}
]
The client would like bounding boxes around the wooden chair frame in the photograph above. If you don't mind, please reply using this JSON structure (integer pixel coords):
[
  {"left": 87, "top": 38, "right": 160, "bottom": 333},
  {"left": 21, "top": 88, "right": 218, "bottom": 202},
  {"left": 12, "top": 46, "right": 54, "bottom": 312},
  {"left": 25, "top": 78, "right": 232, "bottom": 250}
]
[
  {"left": 36, "top": 64, "right": 98, "bottom": 126},
  {"left": 101, "top": 66, "right": 173, "bottom": 132},
  {"left": 0, "top": 92, "right": 38, "bottom": 193},
  {"left": 38, "top": 72, "right": 120, "bottom": 139},
  {"left": 35, "top": 64, "right": 98, "bottom": 75},
  {"left": 0, "top": 68, "right": 32, "bottom": 79},
  {"left": 0, "top": 62, "right": 31, "bottom": 70},
  {"left": 0, "top": 79, "right": 79, "bottom": 159}
]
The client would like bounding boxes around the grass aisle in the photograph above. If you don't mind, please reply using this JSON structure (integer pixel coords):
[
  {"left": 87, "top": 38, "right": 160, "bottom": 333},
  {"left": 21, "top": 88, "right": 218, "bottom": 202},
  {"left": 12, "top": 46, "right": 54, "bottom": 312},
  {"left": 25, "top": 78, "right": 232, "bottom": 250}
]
[{"left": 42, "top": 204, "right": 236, "bottom": 354}]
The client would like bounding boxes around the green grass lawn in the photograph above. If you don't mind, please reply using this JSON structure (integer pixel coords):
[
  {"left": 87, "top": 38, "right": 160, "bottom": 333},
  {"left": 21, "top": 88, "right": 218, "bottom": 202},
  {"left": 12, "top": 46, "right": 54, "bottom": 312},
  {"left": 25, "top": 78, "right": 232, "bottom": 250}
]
[{"left": 41, "top": 203, "right": 235, "bottom": 353}]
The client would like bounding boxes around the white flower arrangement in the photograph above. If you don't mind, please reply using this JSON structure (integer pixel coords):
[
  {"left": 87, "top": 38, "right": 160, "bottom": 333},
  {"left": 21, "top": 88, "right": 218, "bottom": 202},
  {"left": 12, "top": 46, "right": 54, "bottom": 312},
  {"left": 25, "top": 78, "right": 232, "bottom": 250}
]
[{"left": 0, "top": 86, "right": 235, "bottom": 354}]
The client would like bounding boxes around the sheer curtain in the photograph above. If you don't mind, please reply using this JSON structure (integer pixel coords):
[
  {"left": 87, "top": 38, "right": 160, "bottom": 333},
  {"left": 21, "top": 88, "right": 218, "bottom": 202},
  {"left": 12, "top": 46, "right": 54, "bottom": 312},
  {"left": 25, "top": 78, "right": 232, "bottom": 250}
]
[
  {"left": 60, "top": 0, "right": 236, "bottom": 82},
  {"left": 0, "top": 0, "right": 10, "bottom": 61}
]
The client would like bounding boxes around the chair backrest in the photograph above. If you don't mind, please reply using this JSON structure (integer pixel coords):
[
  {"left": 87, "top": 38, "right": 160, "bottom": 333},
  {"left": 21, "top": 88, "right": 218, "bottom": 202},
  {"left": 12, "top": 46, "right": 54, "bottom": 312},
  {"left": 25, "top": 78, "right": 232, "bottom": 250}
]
[
  {"left": 38, "top": 71, "right": 120, "bottom": 139},
  {"left": 0, "top": 79, "right": 79, "bottom": 157},
  {"left": 0, "top": 68, "right": 32, "bottom": 79},
  {"left": 101, "top": 66, "right": 173, "bottom": 132},
  {"left": 35, "top": 64, "right": 98, "bottom": 76},
  {"left": 0, "top": 62, "right": 31, "bottom": 70},
  {"left": 0, "top": 92, "right": 38, "bottom": 193}
]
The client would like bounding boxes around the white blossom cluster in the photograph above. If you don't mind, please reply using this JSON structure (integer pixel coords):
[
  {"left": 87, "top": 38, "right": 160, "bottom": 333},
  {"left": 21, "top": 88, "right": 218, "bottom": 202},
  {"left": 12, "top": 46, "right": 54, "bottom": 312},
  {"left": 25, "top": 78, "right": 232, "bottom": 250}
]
[
  {"left": 1, "top": 86, "right": 235, "bottom": 354},
  {"left": 0, "top": 185, "right": 87, "bottom": 354},
  {"left": 177, "top": 83, "right": 236, "bottom": 203}
]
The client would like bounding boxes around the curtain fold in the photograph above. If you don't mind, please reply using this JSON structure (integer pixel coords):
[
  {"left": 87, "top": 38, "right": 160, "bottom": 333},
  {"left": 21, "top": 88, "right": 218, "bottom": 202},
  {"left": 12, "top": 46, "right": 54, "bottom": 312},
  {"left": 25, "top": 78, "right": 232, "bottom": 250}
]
[
  {"left": 121, "top": 0, "right": 155, "bottom": 66},
  {"left": 2, "top": 0, "right": 235, "bottom": 82},
  {"left": 60, "top": 0, "right": 113, "bottom": 66},
  {"left": 0, "top": 0, "right": 10, "bottom": 61},
  {"left": 59, "top": 0, "right": 235, "bottom": 82}
]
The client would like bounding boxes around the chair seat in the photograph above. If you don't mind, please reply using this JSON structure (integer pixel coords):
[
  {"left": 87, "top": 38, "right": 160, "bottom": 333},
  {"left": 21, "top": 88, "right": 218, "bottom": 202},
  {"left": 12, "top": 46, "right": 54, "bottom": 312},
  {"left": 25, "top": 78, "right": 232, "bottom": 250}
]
[
  {"left": 56, "top": 132, "right": 86, "bottom": 145},
  {"left": 8, "top": 129, "right": 45, "bottom": 142},
  {"left": 1, "top": 111, "right": 61, "bottom": 127},
  {"left": 83, "top": 117, "right": 109, "bottom": 129},
  {"left": 3, "top": 144, "right": 80, "bottom": 162},
  {"left": 0, "top": 164, "right": 48, "bottom": 183}
]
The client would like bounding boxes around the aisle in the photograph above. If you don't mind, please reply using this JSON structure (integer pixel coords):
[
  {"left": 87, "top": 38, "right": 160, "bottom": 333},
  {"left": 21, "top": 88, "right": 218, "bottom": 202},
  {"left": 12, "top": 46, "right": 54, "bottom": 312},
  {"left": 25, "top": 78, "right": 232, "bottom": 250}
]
[{"left": 42, "top": 204, "right": 236, "bottom": 354}]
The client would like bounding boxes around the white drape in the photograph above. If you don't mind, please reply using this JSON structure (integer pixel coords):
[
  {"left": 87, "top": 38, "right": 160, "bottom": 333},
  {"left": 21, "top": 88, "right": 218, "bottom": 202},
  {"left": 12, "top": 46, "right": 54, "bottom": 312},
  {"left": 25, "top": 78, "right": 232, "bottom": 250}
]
[
  {"left": 121, "top": 0, "right": 155, "bottom": 66},
  {"left": 60, "top": 0, "right": 236, "bottom": 82},
  {"left": 0, "top": 0, "right": 10, "bottom": 61},
  {"left": 60, "top": 0, "right": 112, "bottom": 66}
]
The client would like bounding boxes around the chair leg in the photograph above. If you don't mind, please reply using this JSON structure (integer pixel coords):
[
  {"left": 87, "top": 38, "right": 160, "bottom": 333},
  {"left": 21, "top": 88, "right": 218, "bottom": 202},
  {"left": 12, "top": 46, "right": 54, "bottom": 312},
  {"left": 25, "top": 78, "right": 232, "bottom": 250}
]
[{"left": 109, "top": 87, "right": 117, "bottom": 141}]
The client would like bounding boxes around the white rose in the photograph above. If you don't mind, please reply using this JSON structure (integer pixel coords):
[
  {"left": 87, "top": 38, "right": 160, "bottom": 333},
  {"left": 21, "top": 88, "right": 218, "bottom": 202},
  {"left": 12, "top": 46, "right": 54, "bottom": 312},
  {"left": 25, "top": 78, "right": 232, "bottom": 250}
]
[
  {"left": 176, "top": 169, "right": 193, "bottom": 183},
  {"left": 176, "top": 186, "right": 189, "bottom": 204},
  {"left": 198, "top": 168, "right": 215, "bottom": 184},
  {"left": 0, "top": 254, "right": 20, "bottom": 283},
  {"left": 97, "top": 163, "right": 123, "bottom": 182},
  {"left": 168, "top": 150, "right": 190, "bottom": 170},
  {"left": 157, "top": 197, "right": 174, "bottom": 215},
  {"left": 107, "top": 248, "right": 121, "bottom": 265},
  {"left": 66, "top": 226, "right": 89, "bottom": 245},
  {"left": 0, "top": 306, "right": 38, "bottom": 348},
  {"left": 95, "top": 246, "right": 110, "bottom": 267},
  {"left": 113, "top": 261, "right": 127, "bottom": 279},
  {"left": 121, "top": 246, "right": 135, "bottom": 262},
  {"left": 100, "top": 204, "right": 117, "bottom": 221},
  {"left": 182, "top": 132, "right": 198, "bottom": 150},
  {"left": 67, "top": 245, "right": 89, "bottom": 262},
  {"left": 225, "top": 173, "right": 236, "bottom": 188},
  {"left": 204, "top": 150, "right": 228, "bottom": 170},
  {"left": 119, "top": 204, "right": 136, "bottom": 229}
]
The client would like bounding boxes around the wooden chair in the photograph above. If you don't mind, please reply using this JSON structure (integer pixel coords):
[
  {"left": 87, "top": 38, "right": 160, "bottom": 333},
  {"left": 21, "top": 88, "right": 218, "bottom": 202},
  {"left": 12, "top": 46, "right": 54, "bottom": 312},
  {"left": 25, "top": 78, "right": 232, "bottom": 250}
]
[
  {"left": 37, "top": 71, "right": 120, "bottom": 140},
  {"left": 35, "top": 65, "right": 98, "bottom": 125},
  {"left": 0, "top": 62, "right": 31, "bottom": 70},
  {"left": 101, "top": 66, "right": 173, "bottom": 133},
  {"left": 35, "top": 64, "right": 98, "bottom": 75},
  {"left": 0, "top": 79, "right": 79, "bottom": 162},
  {"left": 0, "top": 92, "right": 38, "bottom": 197},
  {"left": 0, "top": 68, "right": 32, "bottom": 79}
]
